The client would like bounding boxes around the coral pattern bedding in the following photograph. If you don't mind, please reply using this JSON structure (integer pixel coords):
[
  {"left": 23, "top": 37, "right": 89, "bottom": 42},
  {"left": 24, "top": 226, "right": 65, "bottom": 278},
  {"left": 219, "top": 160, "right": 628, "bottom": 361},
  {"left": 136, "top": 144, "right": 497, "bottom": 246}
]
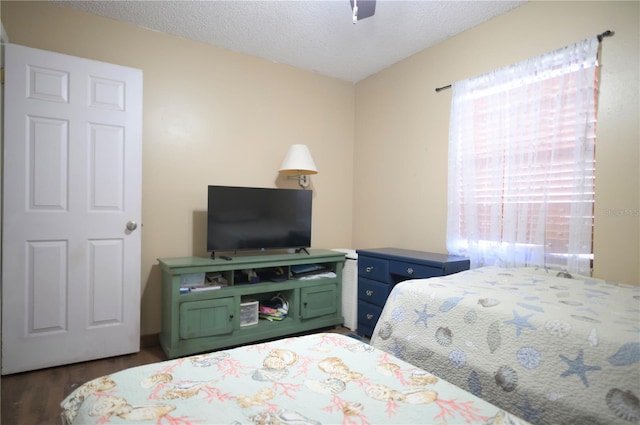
[
  {"left": 369, "top": 266, "right": 640, "bottom": 425},
  {"left": 61, "top": 332, "right": 531, "bottom": 425}
]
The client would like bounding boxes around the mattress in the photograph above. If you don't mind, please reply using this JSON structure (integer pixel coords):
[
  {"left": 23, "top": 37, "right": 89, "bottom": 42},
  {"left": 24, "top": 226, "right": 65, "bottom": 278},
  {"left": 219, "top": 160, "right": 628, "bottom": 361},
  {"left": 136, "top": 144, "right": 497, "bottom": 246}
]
[
  {"left": 61, "top": 332, "right": 530, "bottom": 425},
  {"left": 369, "top": 266, "right": 640, "bottom": 425}
]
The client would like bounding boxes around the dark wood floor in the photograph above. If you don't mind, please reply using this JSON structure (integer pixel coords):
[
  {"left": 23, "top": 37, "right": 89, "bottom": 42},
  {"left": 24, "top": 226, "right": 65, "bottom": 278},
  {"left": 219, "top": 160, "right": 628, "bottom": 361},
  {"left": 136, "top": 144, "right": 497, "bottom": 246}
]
[
  {"left": 1, "top": 327, "right": 354, "bottom": 425},
  {"left": 1, "top": 344, "right": 166, "bottom": 425}
]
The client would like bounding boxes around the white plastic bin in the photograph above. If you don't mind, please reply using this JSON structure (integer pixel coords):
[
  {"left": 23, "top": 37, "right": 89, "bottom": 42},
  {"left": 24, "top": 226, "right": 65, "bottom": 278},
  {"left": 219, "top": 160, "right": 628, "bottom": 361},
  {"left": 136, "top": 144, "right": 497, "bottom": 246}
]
[
  {"left": 240, "top": 299, "right": 259, "bottom": 327},
  {"left": 333, "top": 249, "right": 358, "bottom": 331}
]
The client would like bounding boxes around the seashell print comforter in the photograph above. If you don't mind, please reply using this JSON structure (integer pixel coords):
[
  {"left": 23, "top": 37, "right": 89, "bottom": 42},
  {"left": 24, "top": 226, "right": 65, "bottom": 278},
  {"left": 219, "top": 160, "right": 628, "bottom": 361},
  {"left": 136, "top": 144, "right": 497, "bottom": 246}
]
[
  {"left": 370, "top": 266, "right": 640, "bottom": 425},
  {"left": 61, "top": 332, "right": 531, "bottom": 425}
]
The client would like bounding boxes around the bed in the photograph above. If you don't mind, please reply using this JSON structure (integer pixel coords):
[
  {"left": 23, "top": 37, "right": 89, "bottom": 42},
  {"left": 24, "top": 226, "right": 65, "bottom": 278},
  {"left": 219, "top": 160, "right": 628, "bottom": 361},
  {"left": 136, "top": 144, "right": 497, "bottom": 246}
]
[
  {"left": 61, "top": 332, "right": 531, "bottom": 425},
  {"left": 369, "top": 266, "right": 640, "bottom": 425}
]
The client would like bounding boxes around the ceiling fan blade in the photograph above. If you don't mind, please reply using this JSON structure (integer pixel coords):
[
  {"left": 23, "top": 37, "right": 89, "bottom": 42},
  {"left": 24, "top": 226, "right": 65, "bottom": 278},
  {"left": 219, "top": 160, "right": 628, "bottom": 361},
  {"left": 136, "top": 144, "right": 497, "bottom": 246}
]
[{"left": 350, "top": 0, "right": 376, "bottom": 21}]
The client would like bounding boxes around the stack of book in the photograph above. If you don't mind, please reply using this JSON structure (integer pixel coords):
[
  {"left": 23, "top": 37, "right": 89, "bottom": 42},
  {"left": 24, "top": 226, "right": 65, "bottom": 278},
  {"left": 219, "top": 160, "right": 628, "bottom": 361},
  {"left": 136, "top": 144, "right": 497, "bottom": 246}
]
[
  {"left": 179, "top": 272, "right": 226, "bottom": 294},
  {"left": 180, "top": 283, "right": 221, "bottom": 294},
  {"left": 290, "top": 263, "right": 329, "bottom": 277}
]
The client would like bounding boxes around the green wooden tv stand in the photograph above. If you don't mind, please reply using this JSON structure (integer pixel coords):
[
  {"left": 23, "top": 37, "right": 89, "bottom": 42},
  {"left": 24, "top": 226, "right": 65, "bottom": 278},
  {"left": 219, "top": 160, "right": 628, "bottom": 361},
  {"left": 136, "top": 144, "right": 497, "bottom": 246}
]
[{"left": 158, "top": 249, "right": 345, "bottom": 359}]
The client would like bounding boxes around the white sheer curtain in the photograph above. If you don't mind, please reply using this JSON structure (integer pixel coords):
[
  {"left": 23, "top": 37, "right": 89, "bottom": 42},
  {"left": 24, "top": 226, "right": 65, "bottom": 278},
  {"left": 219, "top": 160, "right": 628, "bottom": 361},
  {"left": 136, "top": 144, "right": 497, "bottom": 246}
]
[{"left": 446, "top": 37, "right": 599, "bottom": 275}]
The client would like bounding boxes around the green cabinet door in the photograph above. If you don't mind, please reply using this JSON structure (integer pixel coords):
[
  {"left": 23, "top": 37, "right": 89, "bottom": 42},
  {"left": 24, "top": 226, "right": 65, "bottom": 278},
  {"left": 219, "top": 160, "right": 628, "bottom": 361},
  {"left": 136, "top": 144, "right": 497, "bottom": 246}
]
[
  {"left": 179, "top": 297, "right": 234, "bottom": 339},
  {"left": 300, "top": 283, "right": 338, "bottom": 319}
]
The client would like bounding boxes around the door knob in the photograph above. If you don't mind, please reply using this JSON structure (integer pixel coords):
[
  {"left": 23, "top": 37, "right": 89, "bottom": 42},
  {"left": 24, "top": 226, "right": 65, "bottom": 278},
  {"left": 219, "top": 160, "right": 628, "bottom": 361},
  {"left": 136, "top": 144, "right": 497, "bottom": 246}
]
[{"left": 126, "top": 221, "right": 138, "bottom": 231}]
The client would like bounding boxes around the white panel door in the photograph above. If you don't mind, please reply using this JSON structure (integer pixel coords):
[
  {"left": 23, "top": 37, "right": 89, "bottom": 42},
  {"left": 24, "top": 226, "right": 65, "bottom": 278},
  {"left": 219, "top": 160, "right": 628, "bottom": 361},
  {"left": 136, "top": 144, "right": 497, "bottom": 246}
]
[{"left": 2, "top": 44, "right": 142, "bottom": 374}]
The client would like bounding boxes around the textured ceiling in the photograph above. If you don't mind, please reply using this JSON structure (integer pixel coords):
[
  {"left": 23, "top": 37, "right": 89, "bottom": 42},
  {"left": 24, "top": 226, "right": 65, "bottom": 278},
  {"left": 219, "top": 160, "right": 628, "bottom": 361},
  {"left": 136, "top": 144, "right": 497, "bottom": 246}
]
[{"left": 54, "top": 0, "right": 527, "bottom": 82}]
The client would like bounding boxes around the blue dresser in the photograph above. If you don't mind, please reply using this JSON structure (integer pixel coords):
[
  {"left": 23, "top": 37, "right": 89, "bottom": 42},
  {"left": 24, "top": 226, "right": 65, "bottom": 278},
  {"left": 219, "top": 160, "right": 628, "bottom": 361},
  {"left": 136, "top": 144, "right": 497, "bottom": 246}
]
[{"left": 356, "top": 248, "right": 470, "bottom": 337}]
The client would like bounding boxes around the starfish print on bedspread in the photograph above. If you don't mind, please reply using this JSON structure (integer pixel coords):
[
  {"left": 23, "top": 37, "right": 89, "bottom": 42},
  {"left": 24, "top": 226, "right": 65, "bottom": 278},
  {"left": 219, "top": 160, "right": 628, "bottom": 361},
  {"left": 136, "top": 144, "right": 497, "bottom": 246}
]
[
  {"left": 503, "top": 310, "right": 537, "bottom": 337},
  {"left": 559, "top": 348, "right": 602, "bottom": 387},
  {"left": 414, "top": 304, "right": 436, "bottom": 329},
  {"left": 513, "top": 393, "right": 545, "bottom": 425}
]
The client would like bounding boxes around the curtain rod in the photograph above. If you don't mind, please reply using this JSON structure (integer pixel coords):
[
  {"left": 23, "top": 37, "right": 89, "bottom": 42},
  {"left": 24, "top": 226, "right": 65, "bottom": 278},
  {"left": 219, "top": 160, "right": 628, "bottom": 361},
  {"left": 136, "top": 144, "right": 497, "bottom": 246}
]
[{"left": 434, "top": 30, "right": 614, "bottom": 93}]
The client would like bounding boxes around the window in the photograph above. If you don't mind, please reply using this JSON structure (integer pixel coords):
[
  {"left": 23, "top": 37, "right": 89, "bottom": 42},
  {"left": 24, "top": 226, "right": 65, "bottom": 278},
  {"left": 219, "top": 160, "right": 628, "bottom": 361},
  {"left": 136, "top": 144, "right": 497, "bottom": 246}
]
[{"left": 446, "top": 37, "right": 599, "bottom": 275}]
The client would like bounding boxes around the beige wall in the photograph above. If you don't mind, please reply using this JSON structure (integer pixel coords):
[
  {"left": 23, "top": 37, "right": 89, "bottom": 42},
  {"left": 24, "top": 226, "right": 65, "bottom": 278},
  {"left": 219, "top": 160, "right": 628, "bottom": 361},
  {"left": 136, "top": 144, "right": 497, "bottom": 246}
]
[
  {"left": 1, "top": 1, "right": 355, "bottom": 335},
  {"left": 1, "top": 0, "right": 638, "bottom": 342},
  {"left": 354, "top": 1, "right": 639, "bottom": 285}
]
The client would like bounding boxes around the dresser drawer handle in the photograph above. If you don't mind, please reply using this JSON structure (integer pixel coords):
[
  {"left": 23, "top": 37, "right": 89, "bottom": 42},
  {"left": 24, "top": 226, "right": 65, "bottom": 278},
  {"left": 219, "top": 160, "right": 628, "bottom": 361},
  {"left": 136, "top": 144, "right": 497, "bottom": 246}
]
[
  {"left": 365, "top": 289, "right": 374, "bottom": 297},
  {"left": 407, "top": 267, "right": 414, "bottom": 275},
  {"left": 365, "top": 266, "right": 374, "bottom": 273},
  {"left": 366, "top": 314, "right": 373, "bottom": 320}
]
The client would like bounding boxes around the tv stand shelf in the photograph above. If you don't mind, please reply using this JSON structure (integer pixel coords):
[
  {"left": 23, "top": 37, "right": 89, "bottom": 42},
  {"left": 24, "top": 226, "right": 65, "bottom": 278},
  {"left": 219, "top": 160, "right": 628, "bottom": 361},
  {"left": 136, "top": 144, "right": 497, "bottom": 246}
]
[{"left": 158, "top": 249, "right": 345, "bottom": 359}]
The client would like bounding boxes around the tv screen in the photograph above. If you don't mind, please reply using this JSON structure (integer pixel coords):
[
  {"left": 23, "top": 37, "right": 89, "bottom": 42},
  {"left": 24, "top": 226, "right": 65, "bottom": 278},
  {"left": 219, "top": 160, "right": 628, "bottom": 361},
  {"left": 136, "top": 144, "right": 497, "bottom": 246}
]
[{"left": 206, "top": 186, "right": 312, "bottom": 253}]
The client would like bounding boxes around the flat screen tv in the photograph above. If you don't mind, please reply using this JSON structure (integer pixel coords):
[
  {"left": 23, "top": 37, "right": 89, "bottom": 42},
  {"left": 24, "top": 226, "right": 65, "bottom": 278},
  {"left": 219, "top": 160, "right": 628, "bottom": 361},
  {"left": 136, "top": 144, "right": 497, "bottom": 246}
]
[{"left": 207, "top": 186, "right": 312, "bottom": 255}]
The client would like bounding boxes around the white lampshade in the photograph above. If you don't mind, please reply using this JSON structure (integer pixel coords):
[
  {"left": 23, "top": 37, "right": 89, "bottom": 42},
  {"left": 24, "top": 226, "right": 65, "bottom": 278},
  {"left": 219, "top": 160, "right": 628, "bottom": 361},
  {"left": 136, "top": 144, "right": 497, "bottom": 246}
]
[{"left": 278, "top": 144, "right": 318, "bottom": 175}]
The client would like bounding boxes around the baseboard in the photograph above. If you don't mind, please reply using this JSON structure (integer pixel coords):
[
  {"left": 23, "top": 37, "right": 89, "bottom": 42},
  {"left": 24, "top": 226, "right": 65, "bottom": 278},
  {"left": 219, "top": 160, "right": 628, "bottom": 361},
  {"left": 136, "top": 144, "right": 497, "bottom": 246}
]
[{"left": 140, "top": 333, "right": 160, "bottom": 349}]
